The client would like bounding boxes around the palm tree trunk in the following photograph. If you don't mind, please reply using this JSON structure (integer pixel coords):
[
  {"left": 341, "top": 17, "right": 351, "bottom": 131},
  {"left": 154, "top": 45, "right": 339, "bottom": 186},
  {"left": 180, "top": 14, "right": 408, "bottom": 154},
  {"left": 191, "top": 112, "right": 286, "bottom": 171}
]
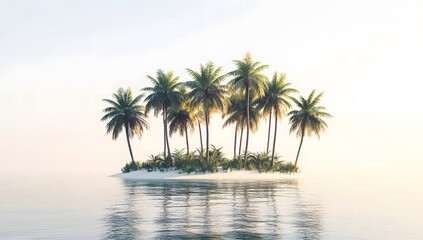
[
  {"left": 244, "top": 83, "right": 250, "bottom": 169},
  {"left": 294, "top": 129, "right": 305, "bottom": 167},
  {"left": 205, "top": 111, "right": 210, "bottom": 165},
  {"left": 238, "top": 124, "right": 244, "bottom": 157},
  {"left": 124, "top": 124, "right": 136, "bottom": 167},
  {"left": 267, "top": 109, "right": 272, "bottom": 153},
  {"left": 233, "top": 126, "right": 237, "bottom": 159},
  {"left": 163, "top": 112, "right": 167, "bottom": 157},
  {"left": 271, "top": 113, "right": 278, "bottom": 167},
  {"left": 198, "top": 121, "right": 203, "bottom": 153},
  {"left": 185, "top": 125, "right": 190, "bottom": 156},
  {"left": 164, "top": 108, "right": 172, "bottom": 164}
]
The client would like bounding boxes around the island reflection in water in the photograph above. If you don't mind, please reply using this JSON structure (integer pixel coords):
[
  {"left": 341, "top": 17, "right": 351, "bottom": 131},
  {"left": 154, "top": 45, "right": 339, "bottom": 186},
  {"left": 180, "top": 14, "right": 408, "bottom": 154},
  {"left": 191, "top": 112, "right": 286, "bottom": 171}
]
[{"left": 104, "top": 179, "right": 322, "bottom": 239}]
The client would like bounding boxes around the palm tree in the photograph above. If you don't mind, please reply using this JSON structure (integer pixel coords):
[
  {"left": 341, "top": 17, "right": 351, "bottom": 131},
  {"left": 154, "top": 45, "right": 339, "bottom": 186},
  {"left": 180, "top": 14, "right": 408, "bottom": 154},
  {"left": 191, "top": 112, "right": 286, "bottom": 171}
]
[
  {"left": 256, "top": 72, "right": 297, "bottom": 167},
  {"left": 191, "top": 105, "right": 205, "bottom": 154},
  {"left": 101, "top": 88, "right": 149, "bottom": 167},
  {"left": 185, "top": 61, "right": 228, "bottom": 165},
  {"left": 223, "top": 93, "right": 261, "bottom": 160},
  {"left": 143, "top": 69, "right": 181, "bottom": 162},
  {"left": 228, "top": 53, "right": 268, "bottom": 168},
  {"left": 223, "top": 94, "right": 243, "bottom": 159},
  {"left": 168, "top": 86, "right": 195, "bottom": 155},
  {"left": 288, "top": 90, "right": 332, "bottom": 167}
]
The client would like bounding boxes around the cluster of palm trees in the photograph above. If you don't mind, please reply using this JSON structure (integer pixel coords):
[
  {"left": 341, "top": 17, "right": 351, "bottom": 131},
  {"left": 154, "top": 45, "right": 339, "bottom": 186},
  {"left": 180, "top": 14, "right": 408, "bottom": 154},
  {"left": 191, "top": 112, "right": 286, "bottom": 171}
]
[{"left": 101, "top": 53, "right": 332, "bottom": 171}]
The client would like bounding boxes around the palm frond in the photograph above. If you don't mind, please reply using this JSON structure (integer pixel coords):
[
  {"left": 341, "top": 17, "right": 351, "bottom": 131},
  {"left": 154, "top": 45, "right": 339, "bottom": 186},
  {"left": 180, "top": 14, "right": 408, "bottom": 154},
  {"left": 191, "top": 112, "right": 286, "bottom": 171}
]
[
  {"left": 101, "top": 87, "right": 149, "bottom": 140},
  {"left": 288, "top": 90, "right": 332, "bottom": 139}
]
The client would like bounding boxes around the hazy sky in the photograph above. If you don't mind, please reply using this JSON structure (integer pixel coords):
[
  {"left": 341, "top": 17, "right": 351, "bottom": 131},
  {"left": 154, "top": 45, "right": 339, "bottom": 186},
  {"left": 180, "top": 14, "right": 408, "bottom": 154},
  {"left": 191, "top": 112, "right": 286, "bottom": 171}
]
[{"left": 1, "top": 0, "right": 422, "bottom": 177}]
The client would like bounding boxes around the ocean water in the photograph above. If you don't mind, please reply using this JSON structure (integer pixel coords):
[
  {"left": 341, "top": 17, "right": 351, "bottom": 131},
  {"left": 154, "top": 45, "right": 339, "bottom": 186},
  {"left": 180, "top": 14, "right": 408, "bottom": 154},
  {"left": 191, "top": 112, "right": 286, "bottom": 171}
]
[{"left": 0, "top": 174, "right": 422, "bottom": 239}]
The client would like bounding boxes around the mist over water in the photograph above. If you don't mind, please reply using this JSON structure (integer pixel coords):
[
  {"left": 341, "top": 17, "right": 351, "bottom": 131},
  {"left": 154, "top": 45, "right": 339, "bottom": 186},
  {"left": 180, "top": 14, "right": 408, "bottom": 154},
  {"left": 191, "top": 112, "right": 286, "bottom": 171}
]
[{"left": 1, "top": 174, "right": 422, "bottom": 239}]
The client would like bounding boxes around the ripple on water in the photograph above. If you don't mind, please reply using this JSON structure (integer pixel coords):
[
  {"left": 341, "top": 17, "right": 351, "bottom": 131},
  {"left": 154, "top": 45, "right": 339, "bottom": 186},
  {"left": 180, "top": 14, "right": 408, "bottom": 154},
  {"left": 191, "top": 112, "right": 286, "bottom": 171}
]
[{"left": 103, "top": 179, "right": 323, "bottom": 239}]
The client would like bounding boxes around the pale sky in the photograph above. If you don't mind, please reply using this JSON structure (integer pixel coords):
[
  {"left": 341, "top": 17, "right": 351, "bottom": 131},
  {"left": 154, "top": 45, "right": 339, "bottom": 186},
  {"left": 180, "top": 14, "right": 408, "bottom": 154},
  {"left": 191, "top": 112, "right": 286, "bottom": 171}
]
[{"left": 1, "top": 0, "right": 422, "bottom": 178}]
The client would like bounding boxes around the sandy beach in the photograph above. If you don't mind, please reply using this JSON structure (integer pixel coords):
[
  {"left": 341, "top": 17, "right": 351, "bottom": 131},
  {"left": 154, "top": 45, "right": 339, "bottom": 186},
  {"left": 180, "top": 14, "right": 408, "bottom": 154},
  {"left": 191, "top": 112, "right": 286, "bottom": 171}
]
[{"left": 112, "top": 169, "right": 299, "bottom": 181}]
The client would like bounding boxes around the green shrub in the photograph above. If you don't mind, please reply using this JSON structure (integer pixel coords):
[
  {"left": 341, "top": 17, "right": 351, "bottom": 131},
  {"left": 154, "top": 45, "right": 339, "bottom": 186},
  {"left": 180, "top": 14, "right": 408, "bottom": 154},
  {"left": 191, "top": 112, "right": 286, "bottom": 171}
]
[
  {"left": 280, "top": 162, "right": 299, "bottom": 174},
  {"left": 221, "top": 159, "right": 233, "bottom": 171},
  {"left": 140, "top": 153, "right": 169, "bottom": 171},
  {"left": 121, "top": 163, "right": 132, "bottom": 173},
  {"left": 208, "top": 155, "right": 219, "bottom": 173},
  {"left": 185, "top": 166, "right": 195, "bottom": 174},
  {"left": 141, "top": 161, "right": 155, "bottom": 172},
  {"left": 198, "top": 158, "right": 209, "bottom": 173},
  {"left": 246, "top": 161, "right": 255, "bottom": 171},
  {"left": 121, "top": 150, "right": 299, "bottom": 175},
  {"left": 272, "top": 161, "right": 284, "bottom": 172},
  {"left": 247, "top": 152, "right": 272, "bottom": 172},
  {"left": 233, "top": 157, "right": 244, "bottom": 170},
  {"left": 121, "top": 161, "right": 142, "bottom": 173},
  {"left": 172, "top": 149, "right": 186, "bottom": 170}
]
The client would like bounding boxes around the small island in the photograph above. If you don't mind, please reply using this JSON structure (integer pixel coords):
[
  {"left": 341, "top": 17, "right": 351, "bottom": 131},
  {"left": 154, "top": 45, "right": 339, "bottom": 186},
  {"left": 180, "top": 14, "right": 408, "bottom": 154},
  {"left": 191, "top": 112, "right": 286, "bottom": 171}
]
[
  {"left": 112, "top": 169, "right": 300, "bottom": 181},
  {"left": 102, "top": 53, "right": 331, "bottom": 180}
]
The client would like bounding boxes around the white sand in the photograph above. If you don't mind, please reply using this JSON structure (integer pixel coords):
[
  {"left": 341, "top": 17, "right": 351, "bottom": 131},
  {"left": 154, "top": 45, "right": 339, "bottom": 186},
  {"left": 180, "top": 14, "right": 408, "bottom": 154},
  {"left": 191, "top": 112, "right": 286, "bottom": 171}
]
[{"left": 112, "top": 169, "right": 299, "bottom": 181}]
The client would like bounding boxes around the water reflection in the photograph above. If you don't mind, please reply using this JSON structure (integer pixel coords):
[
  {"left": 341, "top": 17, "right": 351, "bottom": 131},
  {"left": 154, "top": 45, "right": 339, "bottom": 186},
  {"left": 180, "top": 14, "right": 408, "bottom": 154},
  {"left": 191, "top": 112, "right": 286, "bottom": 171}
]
[
  {"left": 104, "top": 182, "right": 142, "bottom": 239},
  {"left": 294, "top": 190, "right": 322, "bottom": 239},
  {"left": 104, "top": 179, "right": 322, "bottom": 239}
]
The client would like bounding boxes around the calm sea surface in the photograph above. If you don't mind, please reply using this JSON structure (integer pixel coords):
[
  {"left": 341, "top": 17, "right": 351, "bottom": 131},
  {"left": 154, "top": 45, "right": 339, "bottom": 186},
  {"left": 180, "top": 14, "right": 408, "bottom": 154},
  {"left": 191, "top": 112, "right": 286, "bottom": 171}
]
[{"left": 0, "top": 173, "right": 422, "bottom": 239}]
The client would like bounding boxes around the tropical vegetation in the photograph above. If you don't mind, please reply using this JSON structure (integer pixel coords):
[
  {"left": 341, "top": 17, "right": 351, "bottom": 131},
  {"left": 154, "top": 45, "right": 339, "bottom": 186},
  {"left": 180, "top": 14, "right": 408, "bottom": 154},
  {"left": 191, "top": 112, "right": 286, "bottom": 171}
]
[
  {"left": 142, "top": 69, "right": 181, "bottom": 163},
  {"left": 101, "top": 88, "right": 149, "bottom": 169},
  {"left": 288, "top": 90, "right": 333, "bottom": 167},
  {"left": 168, "top": 86, "right": 195, "bottom": 155},
  {"left": 255, "top": 72, "right": 297, "bottom": 167},
  {"left": 101, "top": 53, "right": 331, "bottom": 175},
  {"left": 228, "top": 53, "right": 268, "bottom": 168},
  {"left": 185, "top": 62, "right": 228, "bottom": 165}
]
